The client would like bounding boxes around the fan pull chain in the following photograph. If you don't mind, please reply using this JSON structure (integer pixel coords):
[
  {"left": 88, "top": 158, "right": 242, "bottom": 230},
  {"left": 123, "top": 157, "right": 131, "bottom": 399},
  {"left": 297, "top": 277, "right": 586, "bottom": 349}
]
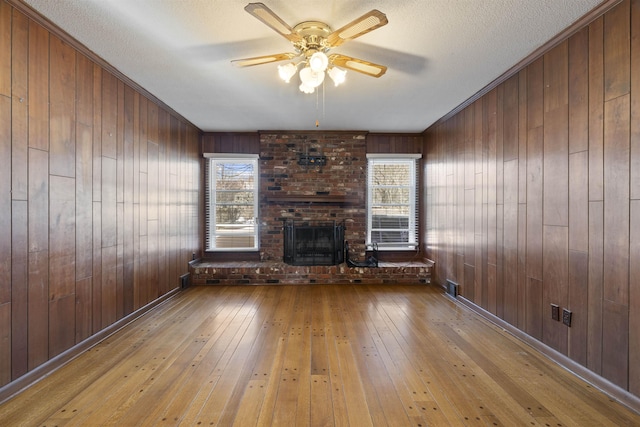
[
  {"left": 322, "top": 80, "right": 326, "bottom": 124},
  {"left": 315, "top": 87, "right": 319, "bottom": 127},
  {"left": 314, "top": 79, "right": 326, "bottom": 128}
]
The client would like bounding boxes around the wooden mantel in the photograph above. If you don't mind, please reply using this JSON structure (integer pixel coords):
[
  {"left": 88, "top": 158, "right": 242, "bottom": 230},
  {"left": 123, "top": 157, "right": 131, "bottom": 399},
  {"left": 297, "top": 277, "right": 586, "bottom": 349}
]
[{"left": 265, "top": 194, "right": 350, "bottom": 204}]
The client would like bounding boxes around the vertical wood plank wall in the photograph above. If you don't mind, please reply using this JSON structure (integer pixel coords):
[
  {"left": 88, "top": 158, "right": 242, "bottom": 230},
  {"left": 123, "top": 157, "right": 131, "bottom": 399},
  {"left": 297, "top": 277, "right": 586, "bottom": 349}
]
[
  {"left": 424, "top": 0, "right": 640, "bottom": 397},
  {"left": 0, "top": 1, "right": 202, "bottom": 387}
]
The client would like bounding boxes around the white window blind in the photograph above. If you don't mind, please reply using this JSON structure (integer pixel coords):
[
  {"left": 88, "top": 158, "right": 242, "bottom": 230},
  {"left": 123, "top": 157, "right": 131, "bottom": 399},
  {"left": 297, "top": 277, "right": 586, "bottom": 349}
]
[
  {"left": 367, "top": 154, "right": 420, "bottom": 250},
  {"left": 205, "top": 155, "right": 259, "bottom": 251}
]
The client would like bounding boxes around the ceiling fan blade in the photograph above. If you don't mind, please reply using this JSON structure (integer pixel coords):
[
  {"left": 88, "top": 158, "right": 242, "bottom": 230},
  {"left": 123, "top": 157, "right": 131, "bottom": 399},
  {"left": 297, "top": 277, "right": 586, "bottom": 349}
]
[
  {"left": 326, "top": 10, "right": 388, "bottom": 47},
  {"left": 244, "top": 3, "right": 302, "bottom": 43},
  {"left": 231, "top": 52, "right": 297, "bottom": 67},
  {"left": 329, "top": 54, "right": 387, "bottom": 78}
]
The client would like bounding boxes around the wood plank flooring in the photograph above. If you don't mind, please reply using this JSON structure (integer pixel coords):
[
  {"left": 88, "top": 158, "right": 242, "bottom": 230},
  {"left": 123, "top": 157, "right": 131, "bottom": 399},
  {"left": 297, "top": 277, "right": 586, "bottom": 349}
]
[{"left": 0, "top": 284, "right": 638, "bottom": 426}]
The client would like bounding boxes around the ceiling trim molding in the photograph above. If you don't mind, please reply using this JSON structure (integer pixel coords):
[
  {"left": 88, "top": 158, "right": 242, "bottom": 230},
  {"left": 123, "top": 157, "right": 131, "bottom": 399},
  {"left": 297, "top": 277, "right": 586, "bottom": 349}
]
[
  {"left": 426, "top": 0, "right": 623, "bottom": 132},
  {"left": 257, "top": 130, "right": 370, "bottom": 135},
  {"left": 8, "top": 0, "right": 201, "bottom": 132}
]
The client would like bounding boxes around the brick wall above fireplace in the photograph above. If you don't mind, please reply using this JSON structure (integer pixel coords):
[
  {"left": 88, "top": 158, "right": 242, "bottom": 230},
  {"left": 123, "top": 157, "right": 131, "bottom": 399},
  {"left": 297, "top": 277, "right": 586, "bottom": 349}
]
[{"left": 259, "top": 132, "right": 368, "bottom": 262}]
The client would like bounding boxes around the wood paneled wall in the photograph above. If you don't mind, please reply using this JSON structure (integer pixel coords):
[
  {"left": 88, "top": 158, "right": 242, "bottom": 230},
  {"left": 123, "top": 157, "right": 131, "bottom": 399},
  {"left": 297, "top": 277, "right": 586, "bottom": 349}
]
[
  {"left": 367, "top": 133, "right": 424, "bottom": 154},
  {"left": 202, "top": 132, "right": 260, "bottom": 154},
  {"left": 424, "top": 0, "right": 640, "bottom": 397},
  {"left": 0, "top": 1, "right": 201, "bottom": 387}
]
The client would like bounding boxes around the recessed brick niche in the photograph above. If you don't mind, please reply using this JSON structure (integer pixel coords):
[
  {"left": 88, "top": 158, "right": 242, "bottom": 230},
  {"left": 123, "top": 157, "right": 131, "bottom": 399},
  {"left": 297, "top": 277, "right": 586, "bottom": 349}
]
[{"left": 192, "top": 131, "right": 431, "bottom": 285}]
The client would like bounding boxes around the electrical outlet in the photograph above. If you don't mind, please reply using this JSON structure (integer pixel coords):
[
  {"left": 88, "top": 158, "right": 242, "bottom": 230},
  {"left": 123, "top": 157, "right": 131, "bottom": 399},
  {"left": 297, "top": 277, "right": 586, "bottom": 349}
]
[
  {"left": 562, "top": 309, "right": 572, "bottom": 327},
  {"left": 551, "top": 304, "right": 560, "bottom": 321}
]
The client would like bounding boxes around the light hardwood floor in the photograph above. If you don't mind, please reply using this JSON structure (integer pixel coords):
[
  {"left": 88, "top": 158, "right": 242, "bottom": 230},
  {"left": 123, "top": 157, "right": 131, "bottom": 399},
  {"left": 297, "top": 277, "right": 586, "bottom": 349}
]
[{"left": 1, "top": 284, "right": 638, "bottom": 426}]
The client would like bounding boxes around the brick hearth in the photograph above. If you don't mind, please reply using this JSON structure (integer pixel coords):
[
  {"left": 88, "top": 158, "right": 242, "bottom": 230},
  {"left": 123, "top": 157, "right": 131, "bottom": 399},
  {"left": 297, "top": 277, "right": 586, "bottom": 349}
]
[{"left": 189, "top": 260, "right": 433, "bottom": 286}]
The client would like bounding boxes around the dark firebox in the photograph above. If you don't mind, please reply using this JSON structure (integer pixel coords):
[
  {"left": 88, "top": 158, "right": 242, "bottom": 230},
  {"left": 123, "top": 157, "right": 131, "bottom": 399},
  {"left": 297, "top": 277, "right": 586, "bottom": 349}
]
[{"left": 283, "top": 220, "right": 344, "bottom": 266}]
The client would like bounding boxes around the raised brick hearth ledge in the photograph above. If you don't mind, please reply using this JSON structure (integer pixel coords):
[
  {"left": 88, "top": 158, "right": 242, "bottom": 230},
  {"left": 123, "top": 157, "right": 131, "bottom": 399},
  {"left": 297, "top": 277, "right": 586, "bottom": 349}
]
[{"left": 189, "top": 260, "right": 433, "bottom": 286}]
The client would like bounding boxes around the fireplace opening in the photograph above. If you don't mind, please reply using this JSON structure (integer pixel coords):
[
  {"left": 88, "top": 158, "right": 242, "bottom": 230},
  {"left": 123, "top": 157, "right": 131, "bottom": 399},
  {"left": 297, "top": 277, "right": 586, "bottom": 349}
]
[{"left": 283, "top": 220, "right": 344, "bottom": 266}]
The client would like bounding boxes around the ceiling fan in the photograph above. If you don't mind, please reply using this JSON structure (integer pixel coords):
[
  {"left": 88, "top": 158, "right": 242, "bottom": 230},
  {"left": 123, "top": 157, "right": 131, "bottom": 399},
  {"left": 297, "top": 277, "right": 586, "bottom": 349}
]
[{"left": 231, "top": 3, "right": 388, "bottom": 94}]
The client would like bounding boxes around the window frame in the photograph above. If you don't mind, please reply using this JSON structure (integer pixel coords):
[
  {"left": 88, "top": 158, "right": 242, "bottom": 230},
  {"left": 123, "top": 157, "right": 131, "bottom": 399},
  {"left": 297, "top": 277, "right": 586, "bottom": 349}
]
[
  {"left": 366, "top": 153, "right": 421, "bottom": 251},
  {"left": 204, "top": 153, "right": 259, "bottom": 252}
]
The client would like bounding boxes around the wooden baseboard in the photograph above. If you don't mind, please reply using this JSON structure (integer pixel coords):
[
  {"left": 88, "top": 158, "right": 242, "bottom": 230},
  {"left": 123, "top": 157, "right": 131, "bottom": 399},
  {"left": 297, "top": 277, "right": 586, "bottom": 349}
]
[
  {"left": 452, "top": 295, "right": 640, "bottom": 415},
  {"left": 0, "top": 287, "right": 182, "bottom": 405}
]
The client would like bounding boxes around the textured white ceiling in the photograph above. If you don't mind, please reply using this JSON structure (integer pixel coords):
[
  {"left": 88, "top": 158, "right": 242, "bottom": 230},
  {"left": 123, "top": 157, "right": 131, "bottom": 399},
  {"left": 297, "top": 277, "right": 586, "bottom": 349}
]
[{"left": 23, "top": 0, "right": 604, "bottom": 132}]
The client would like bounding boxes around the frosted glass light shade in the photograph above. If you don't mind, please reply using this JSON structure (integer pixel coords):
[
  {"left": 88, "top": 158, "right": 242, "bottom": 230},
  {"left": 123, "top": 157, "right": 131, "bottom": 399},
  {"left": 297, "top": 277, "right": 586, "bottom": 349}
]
[
  {"left": 299, "top": 66, "right": 325, "bottom": 88},
  {"left": 309, "top": 52, "right": 329, "bottom": 72},
  {"left": 299, "top": 82, "right": 315, "bottom": 94},
  {"left": 328, "top": 67, "right": 347, "bottom": 86},
  {"left": 277, "top": 63, "right": 297, "bottom": 83}
]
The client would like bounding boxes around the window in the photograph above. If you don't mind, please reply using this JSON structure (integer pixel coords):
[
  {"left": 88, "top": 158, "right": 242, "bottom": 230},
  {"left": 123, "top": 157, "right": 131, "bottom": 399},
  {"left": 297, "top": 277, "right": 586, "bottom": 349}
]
[
  {"left": 367, "top": 154, "right": 420, "bottom": 250},
  {"left": 205, "top": 154, "right": 258, "bottom": 251}
]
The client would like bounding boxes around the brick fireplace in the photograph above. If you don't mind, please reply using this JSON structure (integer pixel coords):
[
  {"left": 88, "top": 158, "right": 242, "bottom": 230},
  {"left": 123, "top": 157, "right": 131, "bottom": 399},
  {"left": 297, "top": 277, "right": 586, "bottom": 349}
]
[
  {"left": 191, "top": 131, "right": 432, "bottom": 285},
  {"left": 259, "top": 132, "right": 368, "bottom": 262}
]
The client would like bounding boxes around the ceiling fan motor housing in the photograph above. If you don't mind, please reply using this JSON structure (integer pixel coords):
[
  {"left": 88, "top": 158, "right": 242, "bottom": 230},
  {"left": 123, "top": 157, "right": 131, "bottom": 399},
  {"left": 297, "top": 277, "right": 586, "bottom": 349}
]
[{"left": 293, "top": 21, "right": 332, "bottom": 53}]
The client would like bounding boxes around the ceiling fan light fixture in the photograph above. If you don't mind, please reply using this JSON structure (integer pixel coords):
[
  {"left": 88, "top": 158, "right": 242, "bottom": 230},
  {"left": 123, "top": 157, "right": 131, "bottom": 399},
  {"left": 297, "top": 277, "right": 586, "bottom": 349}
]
[
  {"left": 299, "top": 82, "right": 315, "bottom": 94},
  {"left": 328, "top": 66, "right": 347, "bottom": 86},
  {"left": 278, "top": 62, "right": 297, "bottom": 83},
  {"left": 299, "top": 66, "right": 325, "bottom": 88},
  {"left": 235, "top": 4, "right": 389, "bottom": 97},
  {"left": 308, "top": 51, "right": 329, "bottom": 72}
]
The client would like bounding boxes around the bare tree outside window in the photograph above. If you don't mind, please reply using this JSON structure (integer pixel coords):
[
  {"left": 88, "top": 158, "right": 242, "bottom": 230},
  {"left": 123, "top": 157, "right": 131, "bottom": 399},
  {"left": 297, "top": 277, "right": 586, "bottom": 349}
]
[
  {"left": 215, "top": 163, "right": 254, "bottom": 224},
  {"left": 367, "top": 158, "right": 418, "bottom": 249},
  {"left": 207, "top": 158, "right": 259, "bottom": 250}
]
